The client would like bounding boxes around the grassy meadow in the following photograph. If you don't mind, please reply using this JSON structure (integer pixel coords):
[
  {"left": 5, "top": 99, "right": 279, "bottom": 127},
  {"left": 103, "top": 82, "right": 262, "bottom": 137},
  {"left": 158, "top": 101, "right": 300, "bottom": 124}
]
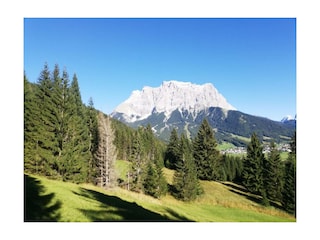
[{"left": 24, "top": 161, "right": 295, "bottom": 222}]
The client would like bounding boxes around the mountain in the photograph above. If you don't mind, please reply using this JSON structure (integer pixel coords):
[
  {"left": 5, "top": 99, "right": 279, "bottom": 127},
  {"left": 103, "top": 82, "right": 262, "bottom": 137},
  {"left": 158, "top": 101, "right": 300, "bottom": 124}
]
[
  {"left": 281, "top": 114, "right": 296, "bottom": 122},
  {"left": 113, "top": 80, "right": 236, "bottom": 122},
  {"left": 111, "top": 81, "right": 295, "bottom": 145},
  {"left": 281, "top": 114, "right": 296, "bottom": 127}
]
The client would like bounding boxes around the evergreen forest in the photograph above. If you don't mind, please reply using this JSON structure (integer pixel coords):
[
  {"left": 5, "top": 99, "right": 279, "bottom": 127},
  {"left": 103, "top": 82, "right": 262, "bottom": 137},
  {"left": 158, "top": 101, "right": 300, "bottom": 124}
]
[{"left": 24, "top": 64, "right": 296, "bottom": 221}]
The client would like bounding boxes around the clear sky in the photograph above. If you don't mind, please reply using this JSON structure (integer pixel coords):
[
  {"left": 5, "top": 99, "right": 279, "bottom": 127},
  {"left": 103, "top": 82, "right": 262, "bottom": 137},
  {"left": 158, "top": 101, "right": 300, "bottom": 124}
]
[{"left": 24, "top": 18, "right": 296, "bottom": 121}]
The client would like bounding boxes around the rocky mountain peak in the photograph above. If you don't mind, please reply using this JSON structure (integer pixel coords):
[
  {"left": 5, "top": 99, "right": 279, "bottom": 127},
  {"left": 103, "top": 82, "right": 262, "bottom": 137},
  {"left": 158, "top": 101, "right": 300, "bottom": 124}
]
[{"left": 111, "top": 80, "right": 236, "bottom": 122}]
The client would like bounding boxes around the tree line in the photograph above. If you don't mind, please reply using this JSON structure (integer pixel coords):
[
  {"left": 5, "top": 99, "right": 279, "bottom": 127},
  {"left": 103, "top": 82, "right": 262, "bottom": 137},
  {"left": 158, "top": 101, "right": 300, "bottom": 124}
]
[
  {"left": 24, "top": 63, "right": 167, "bottom": 195},
  {"left": 243, "top": 131, "right": 296, "bottom": 215},
  {"left": 24, "top": 63, "right": 295, "bottom": 215},
  {"left": 24, "top": 63, "right": 121, "bottom": 188},
  {"left": 164, "top": 119, "right": 296, "bottom": 215},
  {"left": 24, "top": 64, "right": 96, "bottom": 183},
  {"left": 111, "top": 118, "right": 168, "bottom": 197}
]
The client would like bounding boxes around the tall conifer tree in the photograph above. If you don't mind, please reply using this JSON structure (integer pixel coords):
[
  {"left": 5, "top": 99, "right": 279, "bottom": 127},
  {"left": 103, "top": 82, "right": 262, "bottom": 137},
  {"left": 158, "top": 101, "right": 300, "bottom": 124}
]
[
  {"left": 164, "top": 128, "right": 180, "bottom": 169},
  {"left": 24, "top": 74, "right": 42, "bottom": 173},
  {"left": 64, "top": 73, "right": 91, "bottom": 182},
  {"left": 129, "top": 130, "right": 143, "bottom": 191},
  {"left": 24, "top": 63, "right": 93, "bottom": 183},
  {"left": 193, "top": 119, "right": 220, "bottom": 180},
  {"left": 264, "top": 141, "right": 283, "bottom": 202},
  {"left": 173, "top": 134, "right": 202, "bottom": 201},
  {"left": 282, "top": 132, "right": 296, "bottom": 215},
  {"left": 35, "top": 63, "right": 58, "bottom": 176},
  {"left": 143, "top": 162, "right": 167, "bottom": 198},
  {"left": 242, "top": 133, "right": 265, "bottom": 195},
  {"left": 86, "top": 97, "right": 99, "bottom": 183}
]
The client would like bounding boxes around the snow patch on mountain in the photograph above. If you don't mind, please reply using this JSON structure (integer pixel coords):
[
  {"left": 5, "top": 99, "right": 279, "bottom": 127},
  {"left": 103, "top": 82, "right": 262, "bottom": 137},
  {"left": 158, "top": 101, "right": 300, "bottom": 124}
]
[
  {"left": 281, "top": 114, "right": 296, "bottom": 123},
  {"left": 112, "top": 80, "right": 236, "bottom": 122}
]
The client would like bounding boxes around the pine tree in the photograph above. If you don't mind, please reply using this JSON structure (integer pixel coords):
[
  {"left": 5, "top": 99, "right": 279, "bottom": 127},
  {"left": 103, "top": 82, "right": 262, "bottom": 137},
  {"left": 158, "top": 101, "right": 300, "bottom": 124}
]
[
  {"left": 193, "top": 119, "right": 220, "bottom": 180},
  {"left": 242, "top": 133, "right": 265, "bottom": 197},
  {"left": 282, "top": 132, "right": 296, "bottom": 215},
  {"left": 172, "top": 134, "right": 202, "bottom": 201},
  {"left": 164, "top": 128, "right": 180, "bottom": 169}
]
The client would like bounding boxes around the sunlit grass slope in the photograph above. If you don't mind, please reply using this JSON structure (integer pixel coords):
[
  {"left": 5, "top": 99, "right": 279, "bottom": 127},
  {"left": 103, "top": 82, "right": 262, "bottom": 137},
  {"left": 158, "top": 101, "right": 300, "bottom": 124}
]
[{"left": 25, "top": 167, "right": 295, "bottom": 222}]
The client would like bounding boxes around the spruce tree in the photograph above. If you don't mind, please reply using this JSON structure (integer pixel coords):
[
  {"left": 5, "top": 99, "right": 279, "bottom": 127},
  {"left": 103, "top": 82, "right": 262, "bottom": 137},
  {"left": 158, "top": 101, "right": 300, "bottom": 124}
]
[
  {"left": 129, "top": 130, "right": 144, "bottom": 192},
  {"left": 282, "top": 132, "right": 296, "bottom": 215},
  {"left": 24, "top": 74, "right": 42, "bottom": 174},
  {"left": 25, "top": 63, "right": 94, "bottom": 183},
  {"left": 64, "top": 73, "right": 91, "bottom": 183},
  {"left": 143, "top": 162, "right": 159, "bottom": 197},
  {"left": 164, "top": 128, "right": 180, "bottom": 169},
  {"left": 173, "top": 134, "right": 202, "bottom": 201},
  {"left": 34, "top": 63, "right": 58, "bottom": 176},
  {"left": 154, "top": 161, "right": 168, "bottom": 196},
  {"left": 217, "top": 155, "right": 243, "bottom": 183},
  {"left": 51, "top": 65, "right": 69, "bottom": 178},
  {"left": 264, "top": 141, "right": 283, "bottom": 202},
  {"left": 242, "top": 133, "right": 265, "bottom": 197},
  {"left": 143, "top": 124, "right": 154, "bottom": 153},
  {"left": 217, "top": 154, "right": 228, "bottom": 181},
  {"left": 234, "top": 156, "right": 244, "bottom": 184},
  {"left": 143, "top": 162, "right": 167, "bottom": 198},
  {"left": 218, "top": 154, "right": 233, "bottom": 182},
  {"left": 112, "top": 119, "right": 136, "bottom": 162},
  {"left": 70, "top": 74, "right": 83, "bottom": 113},
  {"left": 86, "top": 97, "right": 99, "bottom": 184},
  {"left": 193, "top": 119, "right": 220, "bottom": 180}
]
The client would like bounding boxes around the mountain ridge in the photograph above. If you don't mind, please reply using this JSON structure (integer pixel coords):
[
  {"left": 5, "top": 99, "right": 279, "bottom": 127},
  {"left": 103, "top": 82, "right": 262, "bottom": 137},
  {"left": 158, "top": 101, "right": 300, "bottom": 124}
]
[
  {"left": 111, "top": 81, "right": 295, "bottom": 144},
  {"left": 112, "top": 80, "right": 236, "bottom": 122}
]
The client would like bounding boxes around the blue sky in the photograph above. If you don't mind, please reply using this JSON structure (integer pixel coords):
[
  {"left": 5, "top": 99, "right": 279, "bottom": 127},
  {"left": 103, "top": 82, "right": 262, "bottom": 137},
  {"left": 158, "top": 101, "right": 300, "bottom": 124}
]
[{"left": 24, "top": 18, "right": 296, "bottom": 121}]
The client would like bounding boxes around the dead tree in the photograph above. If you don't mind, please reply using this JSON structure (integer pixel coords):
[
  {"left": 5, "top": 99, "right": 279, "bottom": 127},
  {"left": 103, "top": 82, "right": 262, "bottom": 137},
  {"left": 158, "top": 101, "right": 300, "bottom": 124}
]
[{"left": 95, "top": 112, "right": 117, "bottom": 188}]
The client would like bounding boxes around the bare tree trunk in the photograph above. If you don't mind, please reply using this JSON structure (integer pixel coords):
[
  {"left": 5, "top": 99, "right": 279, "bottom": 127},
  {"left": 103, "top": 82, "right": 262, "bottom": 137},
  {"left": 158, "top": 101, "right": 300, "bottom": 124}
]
[{"left": 95, "top": 112, "right": 117, "bottom": 188}]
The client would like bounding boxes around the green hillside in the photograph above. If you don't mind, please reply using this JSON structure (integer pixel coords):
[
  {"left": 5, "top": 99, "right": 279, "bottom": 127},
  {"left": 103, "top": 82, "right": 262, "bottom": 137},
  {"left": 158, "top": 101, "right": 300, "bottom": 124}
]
[{"left": 24, "top": 170, "right": 295, "bottom": 222}]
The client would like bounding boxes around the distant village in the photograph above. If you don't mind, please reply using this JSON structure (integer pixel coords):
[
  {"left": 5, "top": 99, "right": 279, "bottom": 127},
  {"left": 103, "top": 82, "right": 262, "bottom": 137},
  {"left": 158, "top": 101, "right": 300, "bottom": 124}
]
[{"left": 221, "top": 143, "right": 292, "bottom": 155}]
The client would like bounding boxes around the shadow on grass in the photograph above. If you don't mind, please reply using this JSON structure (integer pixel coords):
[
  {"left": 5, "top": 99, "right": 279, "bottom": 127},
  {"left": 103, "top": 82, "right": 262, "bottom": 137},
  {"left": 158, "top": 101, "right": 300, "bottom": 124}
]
[
  {"left": 222, "top": 182, "right": 283, "bottom": 210},
  {"left": 74, "top": 188, "right": 192, "bottom": 222},
  {"left": 163, "top": 208, "right": 193, "bottom": 221},
  {"left": 24, "top": 174, "right": 62, "bottom": 222}
]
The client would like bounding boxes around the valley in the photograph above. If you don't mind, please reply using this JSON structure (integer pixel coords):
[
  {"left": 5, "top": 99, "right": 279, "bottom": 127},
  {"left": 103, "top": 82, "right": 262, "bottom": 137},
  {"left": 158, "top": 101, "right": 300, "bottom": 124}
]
[{"left": 219, "top": 141, "right": 291, "bottom": 158}]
